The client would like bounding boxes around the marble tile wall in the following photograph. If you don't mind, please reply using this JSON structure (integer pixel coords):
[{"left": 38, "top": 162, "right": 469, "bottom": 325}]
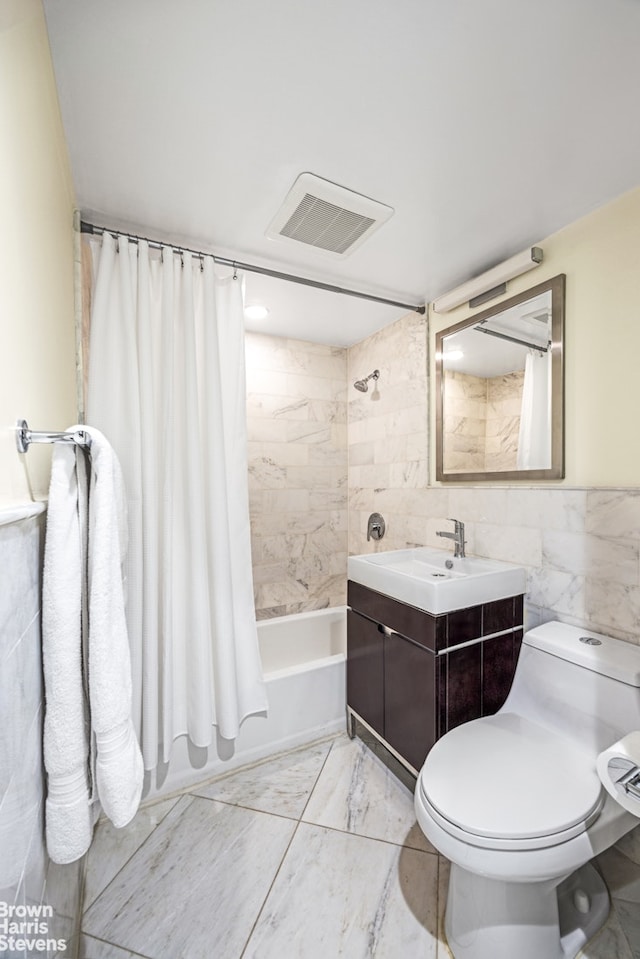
[
  {"left": 442, "top": 371, "right": 486, "bottom": 472},
  {"left": 245, "top": 333, "right": 348, "bottom": 619},
  {"left": 347, "top": 314, "right": 640, "bottom": 648},
  {"left": 485, "top": 370, "right": 523, "bottom": 472},
  {"left": 348, "top": 313, "right": 429, "bottom": 555},
  {"left": 443, "top": 369, "right": 523, "bottom": 473},
  {"left": 0, "top": 506, "right": 83, "bottom": 957}
]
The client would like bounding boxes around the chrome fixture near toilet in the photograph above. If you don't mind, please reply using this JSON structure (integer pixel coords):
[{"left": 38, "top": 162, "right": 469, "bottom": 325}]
[
  {"left": 414, "top": 621, "right": 640, "bottom": 959},
  {"left": 353, "top": 369, "right": 379, "bottom": 392},
  {"left": 366, "top": 513, "right": 385, "bottom": 542},
  {"left": 436, "top": 518, "right": 465, "bottom": 558}
]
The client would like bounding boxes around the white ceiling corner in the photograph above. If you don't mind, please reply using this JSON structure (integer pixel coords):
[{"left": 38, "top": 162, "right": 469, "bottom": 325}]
[{"left": 42, "top": 0, "right": 640, "bottom": 346}]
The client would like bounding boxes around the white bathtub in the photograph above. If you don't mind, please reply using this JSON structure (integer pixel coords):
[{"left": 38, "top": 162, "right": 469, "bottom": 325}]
[{"left": 144, "top": 606, "right": 347, "bottom": 799}]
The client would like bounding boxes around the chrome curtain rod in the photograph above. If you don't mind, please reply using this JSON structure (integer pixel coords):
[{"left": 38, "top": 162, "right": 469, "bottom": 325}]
[
  {"left": 475, "top": 325, "right": 549, "bottom": 353},
  {"left": 80, "top": 221, "right": 426, "bottom": 316}
]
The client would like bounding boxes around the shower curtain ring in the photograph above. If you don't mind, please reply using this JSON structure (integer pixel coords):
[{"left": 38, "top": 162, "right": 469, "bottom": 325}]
[{"left": 232, "top": 262, "right": 238, "bottom": 280}]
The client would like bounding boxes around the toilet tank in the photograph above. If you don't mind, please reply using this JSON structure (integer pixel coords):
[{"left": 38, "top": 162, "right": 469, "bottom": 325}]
[{"left": 502, "top": 622, "right": 640, "bottom": 754}]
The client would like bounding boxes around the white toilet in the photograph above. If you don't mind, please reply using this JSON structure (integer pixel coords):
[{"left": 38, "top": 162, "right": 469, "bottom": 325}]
[{"left": 414, "top": 621, "right": 640, "bottom": 959}]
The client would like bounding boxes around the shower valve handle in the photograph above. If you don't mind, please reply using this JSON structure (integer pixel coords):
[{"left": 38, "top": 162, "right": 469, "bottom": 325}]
[{"left": 367, "top": 513, "right": 386, "bottom": 542}]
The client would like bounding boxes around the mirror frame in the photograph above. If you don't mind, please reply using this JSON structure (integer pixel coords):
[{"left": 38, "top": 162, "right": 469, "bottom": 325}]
[{"left": 435, "top": 274, "right": 565, "bottom": 482}]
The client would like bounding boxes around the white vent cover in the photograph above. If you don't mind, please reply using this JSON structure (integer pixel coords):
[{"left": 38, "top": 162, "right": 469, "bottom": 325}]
[{"left": 266, "top": 173, "right": 394, "bottom": 257}]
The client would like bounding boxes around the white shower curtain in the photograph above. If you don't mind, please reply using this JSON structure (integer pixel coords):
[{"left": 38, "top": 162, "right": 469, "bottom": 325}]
[
  {"left": 517, "top": 349, "right": 551, "bottom": 471},
  {"left": 87, "top": 232, "right": 267, "bottom": 770}
]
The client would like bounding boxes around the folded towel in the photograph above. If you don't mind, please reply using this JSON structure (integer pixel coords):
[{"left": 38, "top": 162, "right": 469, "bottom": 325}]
[
  {"left": 43, "top": 444, "right": 93, "bottom": 863},
  {"left": 95, "top": 722, "right": 144, "bottom": 827},
  {"left": 86, "top": 427, "right": 143, "bottom": 826},
  {"left": 44, "top": 770, "right": 95, "bottom": 865},
  {"left": 43, "top": 427, "right": 143, "bottom": 862}
]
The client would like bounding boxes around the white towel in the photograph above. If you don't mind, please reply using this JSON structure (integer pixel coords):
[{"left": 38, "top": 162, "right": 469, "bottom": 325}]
[
  {"left": 43, "top": 444, "right": 93, "bottom": 863},
  {"left": 86, "top": 428, "right": 143, "bottom": 827},
  {"left": 43, "top": 427, "right": 143, "bottom": 862}
]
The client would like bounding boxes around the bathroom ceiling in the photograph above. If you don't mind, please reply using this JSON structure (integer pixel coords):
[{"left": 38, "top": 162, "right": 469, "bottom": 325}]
[{"left": 43, "top": 0, "right": 640, "bottom": 346}]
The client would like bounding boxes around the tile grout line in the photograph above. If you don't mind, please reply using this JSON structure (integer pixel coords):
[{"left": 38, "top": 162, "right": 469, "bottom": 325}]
[
  {"left": 436, "top": 854, "right": 447, "bottom": 959},
  {"left": 237, "top": 818, "right": 303, "bottom": 959},
  {"left": 84, "top": 735, "right": 340, "bottom": 924},
  {"left": 196, "top": 784, "right": 438, "bottom": 855},
  {"left": 185, "top": 734, "right": 342, "bottom": 821},
  {"left": 87, "top": 738, "right": 340, "bottom": 959},
  {"left": 236, "top": 736, "right": 440, "bottom": 958},
  {"left": 134, "top": 731, "right": 343, "bottom": 812},
  {"left": 84, "top": 733, "right": 441, "bottom": 957},
  {"left": 297, "top": 734, "right": 342, "bottom": 823},
  {"left": 188, "top": 739, "right": 436, "bottom": 852},
  {"left": 298, "top": 737, "right": 435, "bottom": 855},
  {"left": 238, "top": 735, "right": 340, "bottom": 959},
  {"left": 84, "top": 737, "right": 339, "bottom": 941},
  {"left": 79, "top": 931, "right": 154, "bottom": 959},
  {"left": 81, "top": 795, "right": 188, "bottom": 920}
]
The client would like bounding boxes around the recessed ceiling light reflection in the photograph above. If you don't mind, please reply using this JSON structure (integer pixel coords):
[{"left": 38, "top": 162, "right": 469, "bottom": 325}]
[
  {"left": 445, "top": 349, "right": 464, "bottom": 361},
  {"left": 244, "top": 304, "right": 270, "bottom": 321}
]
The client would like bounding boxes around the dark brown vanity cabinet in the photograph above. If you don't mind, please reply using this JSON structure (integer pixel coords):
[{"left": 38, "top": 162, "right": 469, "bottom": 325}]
[{"left": 347, "top": 580, "right": 524, "bottom": 775}]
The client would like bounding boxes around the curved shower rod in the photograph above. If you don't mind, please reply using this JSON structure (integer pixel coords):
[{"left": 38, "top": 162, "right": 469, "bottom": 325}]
[{"left": 80, "top": 221, "right": 426, "bottom": 316}]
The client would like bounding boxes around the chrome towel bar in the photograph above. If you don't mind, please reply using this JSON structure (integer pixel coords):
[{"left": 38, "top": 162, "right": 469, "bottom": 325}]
[{"left": 15, "top": 418, "right": 92, "bottom": 454}]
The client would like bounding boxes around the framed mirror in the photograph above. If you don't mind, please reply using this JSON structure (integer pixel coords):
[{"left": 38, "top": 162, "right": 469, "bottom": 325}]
[{"left": 435, "top": 274, "right": 565, "bottom": 482}]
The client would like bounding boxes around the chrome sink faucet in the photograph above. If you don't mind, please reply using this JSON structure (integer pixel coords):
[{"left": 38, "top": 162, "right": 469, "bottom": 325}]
[{"left": 436, "top": 518, "right": 466, "bottom": 559}]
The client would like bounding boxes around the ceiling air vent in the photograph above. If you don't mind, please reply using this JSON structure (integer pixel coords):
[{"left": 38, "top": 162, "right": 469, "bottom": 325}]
[{"left": 266, "top": 173, "right": 394, "bottom": 257}]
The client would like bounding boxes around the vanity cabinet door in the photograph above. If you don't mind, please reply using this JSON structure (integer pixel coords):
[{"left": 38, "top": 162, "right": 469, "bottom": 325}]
[
  {"left": 347, "top": 609, "right": 384, "bottom": 737},
  {"left": 347, "top": 581, "right": 524, "bottom": 775},
  {"left": 384, "top": 631, "right": 437, "bottom": 773}
]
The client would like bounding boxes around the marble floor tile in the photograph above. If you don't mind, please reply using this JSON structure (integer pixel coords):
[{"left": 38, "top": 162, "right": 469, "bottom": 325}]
[
  {"left": 79, "top": 934, "right": 151, "bottom": 959},
  {"left": 578, "top": 908, "right": 635, "bottom": 959},
  {"left": 302, "top": 736, "right": 434, "bottom": 852},
  {"left": 436, "top": 857, "right": 454, "bottom": 959},
  {"left": 78, "top": 728, "right": 640, "bottom": 959},
  {"left": 354, "top": 723, "right": 418, "bottom": 793},
  {"left": 613, "top": 900, "right": 640, "bottom": 959},
  {"left": 190, "top": 738, "right": 332, "bottom": 819},
  {"left": 83, "top": 795, "right": 295, "bottom": 959},
  {"left": 83, "top": 797, "right": 178, "bottom": 910},
  {"left": 243, "top": 822, "right": 438, "bottom": 959},
  {"left": 598, "top": 847, "right": 640, "bottom": 904},
  {"left": 617, "top": 825, "right": 640, "bottom": 866}
]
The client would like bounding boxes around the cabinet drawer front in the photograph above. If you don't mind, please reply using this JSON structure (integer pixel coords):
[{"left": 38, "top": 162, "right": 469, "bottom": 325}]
[
  {"left": 348, "top": 580, "right": 443, "bottom": 652},
  {"left": 482, "top": 595, "right": 524, "bottom": 635}
]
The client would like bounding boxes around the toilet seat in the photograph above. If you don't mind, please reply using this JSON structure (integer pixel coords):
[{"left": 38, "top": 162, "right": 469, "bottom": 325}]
[{"left": 419, "top": 713, "right": 604, "bottom": 851}]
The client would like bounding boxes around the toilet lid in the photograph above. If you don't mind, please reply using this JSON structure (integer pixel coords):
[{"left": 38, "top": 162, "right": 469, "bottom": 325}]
[{"left": 421, "top": 713, "right": 603, "bottom": 842}]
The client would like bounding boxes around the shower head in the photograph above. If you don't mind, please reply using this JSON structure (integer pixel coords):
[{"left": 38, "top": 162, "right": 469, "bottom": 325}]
[{"left": 353, "top": 370, "right": 380, "bottom": 393}]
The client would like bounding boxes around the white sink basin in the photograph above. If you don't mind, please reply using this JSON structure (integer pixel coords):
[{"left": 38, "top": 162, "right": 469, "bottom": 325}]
[{"left": 348, "top": 547, "right": 526, "bottom": 615}]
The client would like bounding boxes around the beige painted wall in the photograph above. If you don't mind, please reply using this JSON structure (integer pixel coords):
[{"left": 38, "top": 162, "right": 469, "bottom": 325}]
[
  {"left": 0, "top": 0, "right": 77, "bottom": 507},
  {"left": 430, "top": 186, "right": 640, "bottom": 487}
]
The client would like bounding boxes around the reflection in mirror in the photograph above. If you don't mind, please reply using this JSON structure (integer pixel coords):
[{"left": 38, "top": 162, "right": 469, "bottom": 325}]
[{"left": 436, "top": 275, "right": 565, "bottom": 481}]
